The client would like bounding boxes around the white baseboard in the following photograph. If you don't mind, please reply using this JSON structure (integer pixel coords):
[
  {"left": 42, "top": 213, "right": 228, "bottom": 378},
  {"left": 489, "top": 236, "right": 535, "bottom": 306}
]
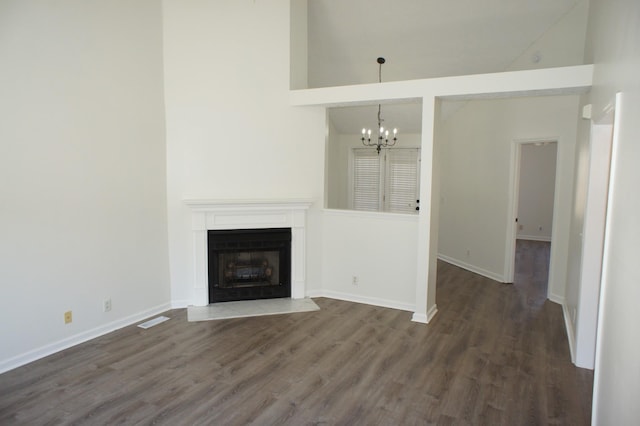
[
  {"left": 412, "top": 304, "right": 438, "bottom": 324},
  {"left": 411, "top": 313, "right": 428, "bottom": 323},
  {"left": 548, "top": 292, "right": 565, "bottom": 305},
  {"left": 171, "top": 299, "right": 191, "bottom": 309},
  {"left": 0, "top": 302, "right": 172, "bottom": 374},
  {"left": 305, "top": 289, "right": 324, "bottom": 298},
  {"left": 307, "top": 289, "right": 431, "bottom": 325},
  {"left": 437, "top": 254, "right": 506, "bottom": 283},
  {"left": 427, "top": 304, "right": 438, "bottom": 322},
  {"left": 306, "top": 289, "right": 414, "bottom": 313},
  {"left": 562, "top": 302, "right": 576, "bottom": 363},
  {"left": 517, "top": 235, "right": 552, "bottom": 242}
]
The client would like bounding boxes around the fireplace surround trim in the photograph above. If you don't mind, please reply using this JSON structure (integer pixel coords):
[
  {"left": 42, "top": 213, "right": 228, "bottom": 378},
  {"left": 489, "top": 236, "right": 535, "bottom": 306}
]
[{"left": 185, "top": 199, "right": 312, "bottom": 306}]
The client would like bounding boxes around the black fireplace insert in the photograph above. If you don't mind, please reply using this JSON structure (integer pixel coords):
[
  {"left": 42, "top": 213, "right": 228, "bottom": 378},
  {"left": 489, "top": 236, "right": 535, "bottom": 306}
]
[{"left": 207, "top": 228, "right": 291, "bottom": 303}]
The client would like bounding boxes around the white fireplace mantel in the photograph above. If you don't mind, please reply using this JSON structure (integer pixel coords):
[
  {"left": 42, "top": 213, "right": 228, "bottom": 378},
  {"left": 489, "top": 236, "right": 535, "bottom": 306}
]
[{"left": 185, "top": 199, "right": 312, "bottom": 306}]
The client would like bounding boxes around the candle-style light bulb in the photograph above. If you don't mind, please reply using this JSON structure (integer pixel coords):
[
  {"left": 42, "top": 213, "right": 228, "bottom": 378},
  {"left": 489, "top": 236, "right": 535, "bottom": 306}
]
[
  {"left": 393, "top": 128, "right": 398, "bottom": 135},
  {"left": 362, "top": 128, "right": 366, "bottom": 135}
]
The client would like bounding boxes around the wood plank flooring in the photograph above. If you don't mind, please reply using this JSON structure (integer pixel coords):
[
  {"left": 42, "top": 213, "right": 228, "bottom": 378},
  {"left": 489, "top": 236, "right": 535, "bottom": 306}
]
[{"left": 0, "top": 241, "right": 593, "bottom": 425}]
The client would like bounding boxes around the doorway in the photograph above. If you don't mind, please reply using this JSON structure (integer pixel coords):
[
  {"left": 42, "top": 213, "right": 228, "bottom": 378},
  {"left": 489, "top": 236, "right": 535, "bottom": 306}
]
[{"left": 505, "top": 139, "right": 559, "bottom": 295}]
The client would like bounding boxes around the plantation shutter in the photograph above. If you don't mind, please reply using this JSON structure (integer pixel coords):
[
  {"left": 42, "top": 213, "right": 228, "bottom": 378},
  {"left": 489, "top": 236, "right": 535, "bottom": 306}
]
[
  {"left": 353, "top": 149, "right": 381, "bottom": 211},
  {"left": 352, "top": 148, "right": 420, "bottom": 214},
  {"left": 385, "top": 148, "right": 420, "bottom": 213}
]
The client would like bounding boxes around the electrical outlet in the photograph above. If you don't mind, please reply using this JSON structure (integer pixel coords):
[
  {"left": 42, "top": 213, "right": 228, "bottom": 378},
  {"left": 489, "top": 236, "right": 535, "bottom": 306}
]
[
  {"left": 538, "top": 225, "right": 543, "bottom": 231},
  {"left": 352, "top": 276, "right": 359, "bottom": 285},
  {"left": 466, "top": 249, "right": 471, "bottom": 257},
  {"left": 64, "top": 310, "right": 72, "bottom": 324},
  {"left": 103, "top": 298, "right": 112, "bottom": 312},
  {"left": 518, "top": 224, "right": 524, "bottom": 231}
]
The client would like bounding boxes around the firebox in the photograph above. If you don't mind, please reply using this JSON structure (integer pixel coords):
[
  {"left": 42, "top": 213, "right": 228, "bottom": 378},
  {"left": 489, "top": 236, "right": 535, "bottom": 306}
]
[{"left": 207, "top": 228, "right": 291, "bottom": 303}]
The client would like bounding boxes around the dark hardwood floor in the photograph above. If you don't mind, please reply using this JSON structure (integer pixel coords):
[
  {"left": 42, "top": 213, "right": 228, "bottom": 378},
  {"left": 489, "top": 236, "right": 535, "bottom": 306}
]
[{"left": 0, "top": 241, "right": 593, "bottom": 425}]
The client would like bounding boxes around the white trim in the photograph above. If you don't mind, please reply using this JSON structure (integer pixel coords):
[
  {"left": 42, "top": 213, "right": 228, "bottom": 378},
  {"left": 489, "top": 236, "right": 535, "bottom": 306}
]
[
  {"left": 426, "top": 304, "right": 438, "bottom": 322},
  {"left": 563, "top": 301, "right": 577, "bottom": 362},
  {"left": 506, "top": 138, "right": 559, "bottom": 287},
  {"left": 306, "top": 289, "right": 414, "bottom": 313},
  {"left": 305, "top": 290, "right": 324, "bottom": 298},
  {"left": 438, "top": 254, "right": 506, "bottom": 283},
  {"left": 413, "top": 99, "right": 436, "bottom": 333},
  {"left": 346, "top": 147, "right": 356, "bottom": 210},
  {"left": 546, "top": 140, "right": 563, "bottom": 305},
  {"left": 290, "top": 65, "right": 593, "bottom": 106},
  {"left": 171, "top": 299, "right": 191, "bottom": 309},
  {"left": 322, "top": 208, "right": 419, "bottom": 222},
  {"left": 411, "top": 313, "right": 428, "bottom": 323},
  {"left": 516, "top": 235, "right": 552, "bottom": 242},
  {"left": 504, "top": 141, "right": 521, "bottom": 282},
  {"left": 573, "top": 120, "right": 613, "bottom": 370},
  {"left": 548, "top": 293, "right": 565, "bottom": 305},
  {"left": 412, "top": 305, "right": 438, "bottom": 324},
  {"left": 0, "top": 302, "right": 172, "bottom": 374},
  {"left": 592, "top": 93, "right": 623, "bottom": 424},
  {"left": 184, "top": 198, "right": 313, "bottom": 210}
]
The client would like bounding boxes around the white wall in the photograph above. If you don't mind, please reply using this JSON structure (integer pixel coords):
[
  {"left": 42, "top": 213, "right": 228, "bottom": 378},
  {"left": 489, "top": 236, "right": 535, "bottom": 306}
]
[
  {"left": 322, "top": 124, "right": 423, "bottom": 312},
  {"left": 507, "top": 0, "right": 589, "bottom": 71},
  {"left": 587, "top": 0, "right": 640, "bottom": 423},
  {"left": 162, "top": 0, "right": 326, "bottom": 305},
  {"left": 0, "top": 0, "right": 171, "bottom": 372},
  {"left": 438, "top": 96, "right": 579, "bottom": 302},
  {"left": 289, "top": 0, "right": 308, "bottom": 90},
  {"left": 517, "top": 143, "right": 557, "bottom": 241},
  {"left": 317, "top": 210, "right": 418, "bottom": 311},
  {"left": 326, "top": 118, "right": 343, "bottom": 209}
]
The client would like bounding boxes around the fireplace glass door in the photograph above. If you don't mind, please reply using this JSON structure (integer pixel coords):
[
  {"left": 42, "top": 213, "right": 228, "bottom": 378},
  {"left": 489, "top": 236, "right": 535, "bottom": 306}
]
[{"left": 208, "top": 228, "right": 291, "bottom": 303}]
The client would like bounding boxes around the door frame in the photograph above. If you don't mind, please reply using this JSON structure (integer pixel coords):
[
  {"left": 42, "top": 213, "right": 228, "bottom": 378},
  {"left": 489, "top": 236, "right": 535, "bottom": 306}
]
[
  {"left": 574, "top": 118, "right": 613, "bottom": 368},
  {"left": 504, "top": 137, "right": 560, "bottom": 293}
]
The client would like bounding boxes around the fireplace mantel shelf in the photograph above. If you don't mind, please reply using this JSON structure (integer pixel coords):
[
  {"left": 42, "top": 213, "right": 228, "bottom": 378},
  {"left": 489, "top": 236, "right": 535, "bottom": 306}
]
[{"left": 184, "top": 199, "right": 313, "bottom": 211}]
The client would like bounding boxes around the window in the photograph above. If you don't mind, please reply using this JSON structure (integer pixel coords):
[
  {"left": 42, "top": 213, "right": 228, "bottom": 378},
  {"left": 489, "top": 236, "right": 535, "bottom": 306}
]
[{"left": 351, "top": 148, "right": 421, "bottom": 213}]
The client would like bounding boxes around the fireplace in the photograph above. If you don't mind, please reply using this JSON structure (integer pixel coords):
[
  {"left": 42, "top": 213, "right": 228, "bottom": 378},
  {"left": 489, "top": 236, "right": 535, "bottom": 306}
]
[
  {"left": 184, "top": 199, "right": 311, "bottom": 306},
  {"left": 208, "top": 228, "right": 291, "bottom": 303}
]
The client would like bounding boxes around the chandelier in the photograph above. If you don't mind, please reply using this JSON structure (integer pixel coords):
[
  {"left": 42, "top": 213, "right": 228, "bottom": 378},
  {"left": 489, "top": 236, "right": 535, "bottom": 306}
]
[{"left": 361, "top": 57, "right": 398, "bottom": 154}]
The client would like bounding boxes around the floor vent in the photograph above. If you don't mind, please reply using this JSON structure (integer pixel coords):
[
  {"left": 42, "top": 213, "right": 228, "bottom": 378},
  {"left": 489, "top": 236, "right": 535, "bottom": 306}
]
[{"left": 137, "top": 316, "right": 170, "bottom": 329}]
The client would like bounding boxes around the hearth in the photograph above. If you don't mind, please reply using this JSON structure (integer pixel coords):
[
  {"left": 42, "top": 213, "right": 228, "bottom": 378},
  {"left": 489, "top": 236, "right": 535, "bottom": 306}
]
[{"left": 208, "top": 228, "right": 291, "bottom": 303}]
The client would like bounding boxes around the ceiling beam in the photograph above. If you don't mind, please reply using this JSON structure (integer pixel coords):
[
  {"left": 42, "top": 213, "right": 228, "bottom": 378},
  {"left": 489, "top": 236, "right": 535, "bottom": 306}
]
[{"left": 290, "top": 65, "right": 593, "bottom": 107}]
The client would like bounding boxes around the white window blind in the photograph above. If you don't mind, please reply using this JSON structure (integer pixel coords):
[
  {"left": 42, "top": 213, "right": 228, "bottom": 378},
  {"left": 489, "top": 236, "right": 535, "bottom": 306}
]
[
  {"left": 385, "top": 148, "right": 420, "bottom": 214},
  {"left": 352, "top": 148, "right": 420, "bottom": 214},
  {"left": 353, "top": 149, "right": 382, "bottom": 211}
]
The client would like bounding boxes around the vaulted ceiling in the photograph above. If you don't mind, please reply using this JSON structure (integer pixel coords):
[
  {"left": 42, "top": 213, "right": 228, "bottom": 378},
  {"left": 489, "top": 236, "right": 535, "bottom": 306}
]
[{"left": 307, "top": 0, "right": 588, "bottom": 133}]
